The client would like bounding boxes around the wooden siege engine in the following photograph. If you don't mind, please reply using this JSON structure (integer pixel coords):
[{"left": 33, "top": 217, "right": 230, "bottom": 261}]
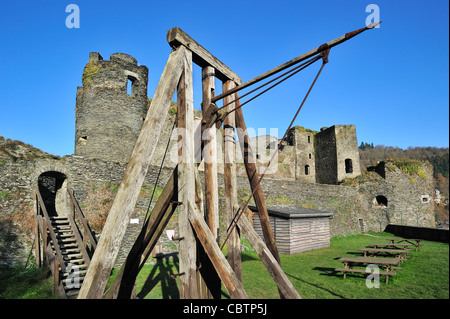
[{"left": 76, "top": 23, "right": 380, "bottom": 299}]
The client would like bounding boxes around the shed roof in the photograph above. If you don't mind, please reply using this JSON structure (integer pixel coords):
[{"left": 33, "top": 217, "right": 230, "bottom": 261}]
[{"left": 248, "top": 205, "right": 333, "bottom": 219}]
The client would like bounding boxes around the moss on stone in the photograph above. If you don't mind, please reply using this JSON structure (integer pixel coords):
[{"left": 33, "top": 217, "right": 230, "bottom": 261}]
[{"left": 82, "top": 58, "right": 101, "bottom": 87}]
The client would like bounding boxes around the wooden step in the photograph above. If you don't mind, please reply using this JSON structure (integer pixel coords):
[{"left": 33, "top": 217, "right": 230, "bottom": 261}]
[
  {"left": 51, "top": 218, "right": 69, "bottom": 224},
  {"left": 60, "top": 248, "right": 81, "bottom": 254},
  {"left": 67, "top": 263, "right": 88, "bottom": 269},
  {"left": 59, "top": 233, "right": 75, "bottom": 239},
  {"left": 66, "top": 258, "right": 85, "bottom": 264},
  {"left": 62, "top": 276, "right": 85, "bottom": 286},
  {"left": 53, "top": 225, "right": 72, "bottom": 230},
  {"left": 63, "top": 253, "right": 83, "bottom": 260},
  {"left": 63, "top": 269, "right": 87, "bottom": 277},
  {"left": 50, "top": 216, "right": 69, "bottom": 221}
]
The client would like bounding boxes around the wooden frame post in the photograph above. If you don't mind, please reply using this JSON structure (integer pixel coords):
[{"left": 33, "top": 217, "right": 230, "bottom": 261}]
[
  {"left": 200, "top": 66, "right": 222, "bottom": 298},
  {"left": 223, "top": 80, "right": 241, "bottom": 281},
  {"left": 177, "top": 48, "right": 198, "bottom": 299}
]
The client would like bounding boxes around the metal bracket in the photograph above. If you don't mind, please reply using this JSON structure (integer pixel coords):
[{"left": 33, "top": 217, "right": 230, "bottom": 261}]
[{"left": 318, "top": 43, "right": 330, "bottom": 64}]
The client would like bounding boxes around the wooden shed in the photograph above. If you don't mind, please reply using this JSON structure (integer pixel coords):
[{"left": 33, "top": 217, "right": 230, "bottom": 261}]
[{"left": 249, "top": 205, "right": 333, "bottom": 255}]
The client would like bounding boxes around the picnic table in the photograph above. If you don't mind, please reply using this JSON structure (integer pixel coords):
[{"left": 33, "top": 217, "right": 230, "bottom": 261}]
[
  {"left": 336, "top": 256, "right": 401, "bottom": 283},
  {"left": 370, "top": 242, "right": 416, "bottom": 251},
  {"left": 358, "top": 247, "right": 411, "bottom": 261},
  {"left": 387, "top": 238, "right": 422, "bottom": 251}
]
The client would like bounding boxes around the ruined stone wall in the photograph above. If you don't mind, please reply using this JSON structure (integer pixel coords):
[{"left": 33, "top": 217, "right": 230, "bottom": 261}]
[
  {"left": 292, "top": 127, "right": 316, "bottom": 183},
  {"left": 334, "top": 125, "right": 362, "bottom": 182},
  {"left": 314, "top": 125, "right": 361, "bottom": 184},
  {"left": 314, "top": 126, "right": 338, "bottom": 184},
  {"left": 0, "top": 153, "right": 436, "bottom": 267}
]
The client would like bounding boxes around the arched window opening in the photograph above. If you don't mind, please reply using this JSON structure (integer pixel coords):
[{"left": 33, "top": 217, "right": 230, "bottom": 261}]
[
  {"left": 305, "top": 165, "right": 310, "bottom": 175},
  {"left": 373, "top": 195, "right": 388, "bottom": 208}
]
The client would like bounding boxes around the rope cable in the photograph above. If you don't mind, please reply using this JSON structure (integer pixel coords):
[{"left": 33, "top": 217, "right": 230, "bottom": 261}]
[
  {"left": 143, "top": 114, "right": 178, "bottom": 224},
  {"left": 217, "top": 54, "right": 322, "bottom": 112},
  {"left": 220, "top": 50, "right": 330, "bottom": 251}
]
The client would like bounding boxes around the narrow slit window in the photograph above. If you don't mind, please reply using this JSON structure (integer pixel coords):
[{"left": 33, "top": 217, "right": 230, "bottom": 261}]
[
  {"left": 305, "top": 165, "right": 310, "bottom": 175},
  {"left": 127, "top": 78, "right": 133, "bottom": 96}
]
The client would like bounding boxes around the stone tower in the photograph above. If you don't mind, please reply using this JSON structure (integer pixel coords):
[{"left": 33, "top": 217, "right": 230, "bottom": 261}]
[
  {"left": 286, "top": 127, "right": 317, "bottom": 183},
  {"left": 314, "top": 125, "right": 361, "bottom": 184},
  {"left": 74, "top": 52, "right": 149, "bottom": 163}
]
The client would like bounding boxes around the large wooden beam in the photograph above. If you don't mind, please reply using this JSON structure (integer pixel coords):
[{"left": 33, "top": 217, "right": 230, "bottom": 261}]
[
  {"left": 78, "top": 45, "right": 188, "bottom": 299},
  {"left": 202, "top": 66, "right": 220, "bottom": 241},
  {"left": 237, "top": 212, "right": 301, "bottom": 299},
  {"left": 105, "top": 168, "right": 178, "bottom": 299},
  {"left": 211, "top": 22, "right": 381, "bottom": 103},
  {"left": 234, "top": 101, "right": 280, "bottom": 265},
  {"left": 223, "top": 80, "right": 241, "bottom": 281},
  {"left": 188, "top": 202, "right": 248, "bottom": 299},
  {"left": 177, "top": 48, "right": 198, "bottom": 299},
  {"left": 200, "top": 66, "right": 221, "bottom": 298},
  {"left": 167, "top": 27, "right": 241, "bottom": 85}
]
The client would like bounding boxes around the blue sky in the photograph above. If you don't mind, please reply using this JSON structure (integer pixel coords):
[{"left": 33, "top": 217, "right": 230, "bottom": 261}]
[{"left": 0, "top": 0, "right": 448, "bottom": 156}]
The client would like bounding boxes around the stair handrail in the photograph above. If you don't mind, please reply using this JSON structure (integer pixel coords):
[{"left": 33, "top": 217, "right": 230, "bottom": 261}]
[
  {"left": 67, "top": 188, "right": 97, "bottom": 251},
  {"left": 33, "top": 187, "right": 66, "bottom": 272}
]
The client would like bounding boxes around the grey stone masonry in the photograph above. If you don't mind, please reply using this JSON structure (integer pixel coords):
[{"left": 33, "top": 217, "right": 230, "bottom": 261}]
[{"left": 74, "top": 52, "right": 149, "bottom": 164}]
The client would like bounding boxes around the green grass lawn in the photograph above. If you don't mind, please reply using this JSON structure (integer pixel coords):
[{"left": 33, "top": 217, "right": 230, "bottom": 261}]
[
  {"left": 0, "top": 266, "right": 57, "bottom": 299},
  {"left": 132, "top": 232, "right": 449, "bottom": 299},
  {"left": 1, "top": 232, "right": 448, "bottom": 299}
]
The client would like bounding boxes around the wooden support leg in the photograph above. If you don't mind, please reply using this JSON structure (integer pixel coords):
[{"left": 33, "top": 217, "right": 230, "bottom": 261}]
[
  {"left": 188, "top": 202, "right": 248, "bottom": 299},
  {"left": 105, "top": 168, "right": 178, "bottom": 299},
  {"left": 177, "top": 49, "right": 198, "bottom": 299},
  {"left": 223, "top": 80, "right": 242, "bottom": 282},
  {"left": 237, "top": 213, "right": 301, "bottom": 299},
  {"left": 200, "top": 66, "right": 222, "bottom": 299}
]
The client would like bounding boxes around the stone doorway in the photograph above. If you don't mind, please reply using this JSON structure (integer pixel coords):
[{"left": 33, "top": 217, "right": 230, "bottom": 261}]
[{"left": 37, "top": 171, "right": 69, "bottom": 217}]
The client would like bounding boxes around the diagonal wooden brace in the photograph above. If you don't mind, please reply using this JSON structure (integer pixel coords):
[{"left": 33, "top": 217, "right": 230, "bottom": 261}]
[
  {"left": 188, "top": 201, "right": 248, "bottom": 299},
  {"left": 237, "top": 212, "right": 301, "bottom": 299}
]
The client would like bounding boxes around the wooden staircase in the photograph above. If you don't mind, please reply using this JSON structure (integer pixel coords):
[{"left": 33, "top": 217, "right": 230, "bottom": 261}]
[
  {"left": 49, "top": 216, "right": 89, "bottom": 297},
  {"left": 33, "top": 188, "right": 97, "bottom": 298}
]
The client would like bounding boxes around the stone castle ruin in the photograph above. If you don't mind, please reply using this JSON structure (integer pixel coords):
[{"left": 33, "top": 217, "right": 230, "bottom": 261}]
[
  {"left": 75, "top": 52, "right": 149, "bottom": 163},
  {"left": 0, "top": 52, "right": 436, "bottom": 268},
  {"left": 74, "top": 52, "right": 362, "bottom": 185}
]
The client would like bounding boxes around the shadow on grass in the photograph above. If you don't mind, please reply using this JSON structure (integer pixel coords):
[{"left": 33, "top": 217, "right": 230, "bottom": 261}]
[
  {"left": 285, "top": 268, "right": 347, "bottom": 299},
  {"left": 137, "top": 252, "right": 180, "bottom": 299}
]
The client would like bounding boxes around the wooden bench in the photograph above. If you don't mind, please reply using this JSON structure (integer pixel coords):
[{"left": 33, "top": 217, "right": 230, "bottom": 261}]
[
  {"left": 336, "top": 256, "right": 401, "bottom": 284},
  {"left": 358, "top": 248, "right": 411, "bottom": 261},
  {"left": 387, "top": 238, "right": 422, "bottom": 251},
  {"left": 370, "top": 243, "right": 415, "bottom": 250},
  {"left": 335, "top": 268, "right": 396, "bottom": 283}
]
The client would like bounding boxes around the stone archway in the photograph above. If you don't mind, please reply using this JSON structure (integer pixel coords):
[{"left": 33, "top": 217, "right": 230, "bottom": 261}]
[
  {"left": 373, "top": 195, "right": 388, "bottom": 208},
  {"left": 37, "top": 171, "right": 69, "bottom": 217}
]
